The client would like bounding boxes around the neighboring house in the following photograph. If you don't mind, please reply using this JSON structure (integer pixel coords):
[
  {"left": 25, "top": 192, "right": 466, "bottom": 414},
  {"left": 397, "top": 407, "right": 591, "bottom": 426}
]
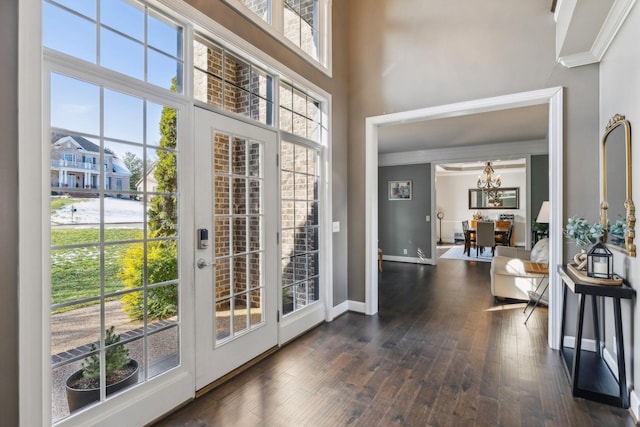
[
  {"left": 50, "top": 133, "right": 132, "bottom": 193},
  {"left": 136, "top": 163, "right": 158, "bottom": 200}
]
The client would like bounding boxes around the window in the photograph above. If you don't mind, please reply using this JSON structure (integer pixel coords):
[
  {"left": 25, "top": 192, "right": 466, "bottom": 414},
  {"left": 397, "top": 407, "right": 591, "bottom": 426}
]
[
  {"left": 279, "top": 81, "right": 324, "bottom": 142},
  {"left": 223, "top": 0, "right": 329, "bottom": 70},
  {"left": 49, "top": 73, "right": 181, "bottom": 422},
  {"left": 280, "top": 141, "right": 320, "bottom": 316},
  {"left": 194, "top": 36, "right": 274, "bottom": 126},
  {"left": 238, "top": 0, "right": 271, "bottom": 22},
  {"left": 283, "top": 0, "right": 319, "bottom": 60},
  {"left": 43, "top": 0, "right": 184, "bottom": 92}
]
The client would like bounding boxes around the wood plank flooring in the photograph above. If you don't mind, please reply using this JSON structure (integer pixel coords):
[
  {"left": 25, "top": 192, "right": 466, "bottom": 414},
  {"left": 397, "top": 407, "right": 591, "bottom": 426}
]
[{"left": 153, "top": 257, "right": 635, "bottom": 426}]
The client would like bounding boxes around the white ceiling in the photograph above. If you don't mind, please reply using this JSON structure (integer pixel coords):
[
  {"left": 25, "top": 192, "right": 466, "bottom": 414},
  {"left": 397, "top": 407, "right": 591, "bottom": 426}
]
[{"left": 377, "top": 104, "right": 549, "bottom": 154}]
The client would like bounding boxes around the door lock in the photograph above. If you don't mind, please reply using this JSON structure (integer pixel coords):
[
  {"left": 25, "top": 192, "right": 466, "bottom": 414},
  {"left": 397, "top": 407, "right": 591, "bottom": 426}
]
[{"left": 197, "top": 228, "right": 209, "bottom": 249}]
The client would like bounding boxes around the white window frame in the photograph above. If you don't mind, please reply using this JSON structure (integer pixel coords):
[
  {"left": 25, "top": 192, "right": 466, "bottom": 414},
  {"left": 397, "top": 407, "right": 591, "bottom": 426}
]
[{"left": 222, "top": 0, "right": 332, "bottom": 77}]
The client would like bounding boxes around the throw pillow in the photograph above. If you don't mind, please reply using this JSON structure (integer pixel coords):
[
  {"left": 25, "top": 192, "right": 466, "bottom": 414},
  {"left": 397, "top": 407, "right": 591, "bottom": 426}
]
[{"left": 530, "top": 238, "right": 549, "bottom": 264}]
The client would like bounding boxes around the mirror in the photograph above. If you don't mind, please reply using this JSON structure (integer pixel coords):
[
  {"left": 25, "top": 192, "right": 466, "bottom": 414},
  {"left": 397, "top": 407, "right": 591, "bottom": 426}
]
[
  {"left": 468, "top": 187, "right": 519, "bottom": 209},
  {"left": 601, "top": 114, "right": 636, "bottom": 256}
]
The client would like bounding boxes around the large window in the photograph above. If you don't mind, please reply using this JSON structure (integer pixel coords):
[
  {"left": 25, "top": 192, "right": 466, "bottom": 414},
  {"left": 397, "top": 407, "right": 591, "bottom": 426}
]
[
  {"left": 49, "top": 73, "right": 181, "bottom": 422},
  {"left": 43, "top": 0, "right": 185, "bottom": 422}
]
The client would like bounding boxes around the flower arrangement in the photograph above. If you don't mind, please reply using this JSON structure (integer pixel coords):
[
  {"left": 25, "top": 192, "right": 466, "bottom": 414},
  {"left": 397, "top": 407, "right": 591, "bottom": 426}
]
[
  {"left": 564, "top": 216, "right": 604, "bottom": 269},
  {"left": 564, "top": 216, "right": 604, "bottom": 250}
]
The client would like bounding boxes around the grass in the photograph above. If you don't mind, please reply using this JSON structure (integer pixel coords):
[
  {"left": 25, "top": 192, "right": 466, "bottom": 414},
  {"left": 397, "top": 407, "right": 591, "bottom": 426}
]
[{"left": 51, "top": 228, "right": 143, "bottom": 307}]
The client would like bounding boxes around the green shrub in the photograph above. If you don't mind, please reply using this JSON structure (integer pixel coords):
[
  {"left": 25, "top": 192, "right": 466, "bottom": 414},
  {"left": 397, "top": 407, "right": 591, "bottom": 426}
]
[
  {"left": 119, "top": 241, "right": 177, "bottom": 320},
  {"left": 82, "top": 326, "right": 130, "bottom": 379}
]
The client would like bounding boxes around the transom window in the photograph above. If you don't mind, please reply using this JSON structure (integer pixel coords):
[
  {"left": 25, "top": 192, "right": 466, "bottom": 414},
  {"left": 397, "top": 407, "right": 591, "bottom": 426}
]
[
  {"left": 193, "top": 36, "right": 275, "bottom": 127},
  {"left": 279, "top": 81, "right": 324, "bottom": 142},
  {"left": 43, "top": 0, "right": 184, "bottom": 93},
  {"left": 223, "top": 0, "right": 329, "bottom": 69}
]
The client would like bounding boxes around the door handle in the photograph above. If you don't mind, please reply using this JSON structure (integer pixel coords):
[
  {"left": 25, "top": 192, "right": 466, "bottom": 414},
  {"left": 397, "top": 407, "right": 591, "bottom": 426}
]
[{"left": 197, "top": 259, "right": 216, "bottom": 269}]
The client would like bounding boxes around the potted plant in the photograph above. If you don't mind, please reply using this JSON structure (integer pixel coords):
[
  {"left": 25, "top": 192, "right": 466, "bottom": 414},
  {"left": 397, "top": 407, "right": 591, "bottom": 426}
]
[
  {"left": 564, "top": 216, "right": 604, "bottom": 270},
  {"left": 65, "top": 326, "right": 139, "bottom": 412}
]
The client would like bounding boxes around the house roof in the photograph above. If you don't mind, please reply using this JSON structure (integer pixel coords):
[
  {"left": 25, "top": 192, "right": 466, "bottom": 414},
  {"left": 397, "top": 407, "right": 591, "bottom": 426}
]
[
  {"left": 51, "top": 132, "right": 101, "bottom": 153},
  {"left": 51, "top": 132, "right": 132, "bottom": 176}
]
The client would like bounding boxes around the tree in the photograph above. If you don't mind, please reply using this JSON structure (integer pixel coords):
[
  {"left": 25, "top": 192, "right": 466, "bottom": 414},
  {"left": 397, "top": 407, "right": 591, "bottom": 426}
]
[
  {"left": 122, "top": 152, "right": 143, "bottom": 192},
  {"left": 147, "top": 82, "right": 177, "bottom": 237},
  {"left": 119, "top": 78, "right": 178, "bottom": 320}
]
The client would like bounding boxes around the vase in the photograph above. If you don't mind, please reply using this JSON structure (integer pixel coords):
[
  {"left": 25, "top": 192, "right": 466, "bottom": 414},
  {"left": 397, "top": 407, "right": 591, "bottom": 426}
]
[{"left": 573, "top": 249, "right": 587, "bottom": 270}]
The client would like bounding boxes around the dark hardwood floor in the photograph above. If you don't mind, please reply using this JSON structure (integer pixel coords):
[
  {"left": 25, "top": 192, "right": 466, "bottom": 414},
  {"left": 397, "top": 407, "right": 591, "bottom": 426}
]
[{"left": 153, "top": 257, "right": 635, "bottom": 426}]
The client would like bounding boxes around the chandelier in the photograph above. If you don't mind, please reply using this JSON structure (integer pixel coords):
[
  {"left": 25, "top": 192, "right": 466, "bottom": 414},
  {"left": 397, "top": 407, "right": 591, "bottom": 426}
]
[{"left": 477, "top": 161, "right": 502, "bottom": 203}]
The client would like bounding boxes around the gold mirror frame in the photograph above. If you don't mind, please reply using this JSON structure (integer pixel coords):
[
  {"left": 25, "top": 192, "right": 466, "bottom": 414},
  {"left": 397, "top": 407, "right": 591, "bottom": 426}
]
[{"left": 600, "top": 114, "right": 636, "bottom": 257}]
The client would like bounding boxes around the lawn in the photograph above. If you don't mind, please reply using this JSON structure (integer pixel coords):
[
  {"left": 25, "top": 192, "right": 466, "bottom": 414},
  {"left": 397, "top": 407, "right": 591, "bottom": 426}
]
[{"left": 51, "top": 228, "right": 143, "bottom": 308}]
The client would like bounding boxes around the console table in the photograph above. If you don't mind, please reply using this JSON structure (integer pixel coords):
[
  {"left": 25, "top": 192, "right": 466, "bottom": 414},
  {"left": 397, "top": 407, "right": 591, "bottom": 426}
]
[{"left": 557, "top": 265, "right": 635, "bottom": 408}]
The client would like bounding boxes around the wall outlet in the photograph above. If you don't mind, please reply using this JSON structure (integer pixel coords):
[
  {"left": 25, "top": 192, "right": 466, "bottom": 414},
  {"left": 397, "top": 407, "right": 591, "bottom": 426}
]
[{"left": 403, "top": 249, "right": 407, "bottom": 255}]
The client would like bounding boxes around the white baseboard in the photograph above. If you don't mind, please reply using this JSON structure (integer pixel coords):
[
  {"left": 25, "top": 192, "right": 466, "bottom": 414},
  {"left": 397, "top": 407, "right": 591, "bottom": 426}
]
[
  {"left": 331, "top": 300, "right": 349, "bottom": 318},
  {"left": 382, "top": 255, "right": 434, "bottom": 265},
  {"left": 348, "top": 300, "right": 366, "bottom": 313},
  {"left": 330, "top": 300, "right": 369, "bottom": 317}
]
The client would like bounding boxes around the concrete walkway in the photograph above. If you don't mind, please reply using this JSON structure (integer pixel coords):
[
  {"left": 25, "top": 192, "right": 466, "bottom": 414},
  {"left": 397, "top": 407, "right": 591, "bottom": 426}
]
[{"left": 51, "top": 300, "right": 143, "bottom": 356}]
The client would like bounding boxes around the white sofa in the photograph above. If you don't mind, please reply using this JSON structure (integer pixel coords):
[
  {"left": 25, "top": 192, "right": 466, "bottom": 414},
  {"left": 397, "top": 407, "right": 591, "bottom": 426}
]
[{"left": 490, "top": 239, "right": 549, "bottom": 301}]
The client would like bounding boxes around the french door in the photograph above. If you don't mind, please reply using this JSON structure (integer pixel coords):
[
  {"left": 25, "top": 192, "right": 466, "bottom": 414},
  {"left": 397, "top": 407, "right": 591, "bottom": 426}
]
[{"left": 194, "top": 107, "right": 278, "bottom": 389}]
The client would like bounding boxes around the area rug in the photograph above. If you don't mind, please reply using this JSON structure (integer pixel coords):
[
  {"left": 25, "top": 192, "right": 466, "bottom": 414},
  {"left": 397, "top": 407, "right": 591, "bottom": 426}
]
[{"left": 439, "top": 245, "right": 494, "bottom": 263}]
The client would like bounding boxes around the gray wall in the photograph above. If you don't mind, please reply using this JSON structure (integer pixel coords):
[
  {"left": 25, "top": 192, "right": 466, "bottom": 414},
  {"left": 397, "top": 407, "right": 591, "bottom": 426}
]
[
  {"left": 531, "top": 154, "right": 549, "bottom": 223},
  {"left": 0, "top": 0, "right": 18, "bottom": 425},
  {"left": 599, "top": 2, "right": 640, "bottom": 402},
  {"left": 378, "top": 164, "right": 432, "bottom": 259},
  {"left": 346, "top": 0, "right": 600, "bottom": 301}
]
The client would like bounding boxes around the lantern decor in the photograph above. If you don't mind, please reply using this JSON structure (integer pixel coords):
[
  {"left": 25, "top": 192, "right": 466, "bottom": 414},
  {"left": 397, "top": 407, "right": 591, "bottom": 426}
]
[{"left": 587, "top": 242, "right": 613, "bottom": 279}]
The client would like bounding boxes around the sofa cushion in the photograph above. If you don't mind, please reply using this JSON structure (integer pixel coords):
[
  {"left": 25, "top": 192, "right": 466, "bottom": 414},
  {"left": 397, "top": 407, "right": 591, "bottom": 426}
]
[
  {"left": 492, "top": 256, "right": 547, "bottom": 277},
  {"left": 530, "top": 238, "right": 549, "bottom": 264}
]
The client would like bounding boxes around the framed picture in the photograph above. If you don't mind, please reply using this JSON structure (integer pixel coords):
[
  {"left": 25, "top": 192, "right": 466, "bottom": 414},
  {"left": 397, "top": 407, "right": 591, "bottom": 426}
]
[{"left": 388, "top": 180, "right": 412, "bottom": 200}]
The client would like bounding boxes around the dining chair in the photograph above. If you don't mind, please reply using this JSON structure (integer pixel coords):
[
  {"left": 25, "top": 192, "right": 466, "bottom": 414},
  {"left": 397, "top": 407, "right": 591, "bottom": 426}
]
[
  {"left": 475, "top": 221, "right": 496, "bottom": 256},
  {"left": 495, "top": 221, "right": 513, "bottom": 247}
]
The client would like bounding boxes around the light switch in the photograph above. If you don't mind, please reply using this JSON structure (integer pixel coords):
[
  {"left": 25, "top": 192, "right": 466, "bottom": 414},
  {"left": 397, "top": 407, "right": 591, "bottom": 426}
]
[
  {"left": 332, "top": 221, "right": 340, "bottom": 232},
  {"left": 426, "top": 215, "right": 430, "bottom": 222}
]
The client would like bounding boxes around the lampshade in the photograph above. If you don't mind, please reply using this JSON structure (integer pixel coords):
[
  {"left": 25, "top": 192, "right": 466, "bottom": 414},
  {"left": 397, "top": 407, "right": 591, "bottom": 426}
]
[{"left": 536, "top": 201, "right": 550, "bottom": 223}]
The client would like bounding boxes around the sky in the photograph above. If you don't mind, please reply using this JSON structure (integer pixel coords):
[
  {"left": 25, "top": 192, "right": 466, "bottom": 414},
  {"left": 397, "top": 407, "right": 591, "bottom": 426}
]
[{"left": 45, "top": 0, "right": 182, "bottom": 161}]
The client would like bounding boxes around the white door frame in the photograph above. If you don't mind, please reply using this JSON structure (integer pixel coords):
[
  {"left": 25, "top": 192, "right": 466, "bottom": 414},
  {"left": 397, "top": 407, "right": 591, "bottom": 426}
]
[
  {"left": 193, "top": 107, "right": 279, "bottom": 389},
  {"left": 364, "top": 87, "right": 564, "bottom": 350}
]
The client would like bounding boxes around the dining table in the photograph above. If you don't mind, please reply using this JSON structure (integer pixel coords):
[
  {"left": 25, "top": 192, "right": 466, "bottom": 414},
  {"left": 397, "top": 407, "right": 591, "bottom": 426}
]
[{"left": 464, "top": 223, "right": 510, "bottom": 256}]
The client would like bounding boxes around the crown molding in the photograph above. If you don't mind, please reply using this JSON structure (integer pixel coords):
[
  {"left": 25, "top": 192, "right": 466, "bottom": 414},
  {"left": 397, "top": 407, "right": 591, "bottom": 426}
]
[{"left": 557, "top": 0, "right": 637, "bottom": 68}]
